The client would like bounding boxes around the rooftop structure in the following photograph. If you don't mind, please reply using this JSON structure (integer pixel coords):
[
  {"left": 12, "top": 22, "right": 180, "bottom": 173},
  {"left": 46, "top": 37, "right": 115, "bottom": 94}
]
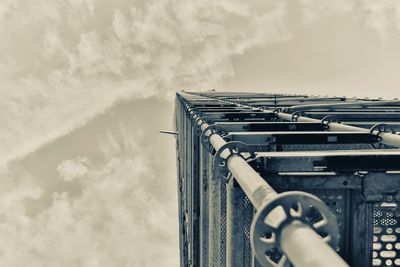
[{"left": 175, "top": 91, "right": 400, "bottom": 267}]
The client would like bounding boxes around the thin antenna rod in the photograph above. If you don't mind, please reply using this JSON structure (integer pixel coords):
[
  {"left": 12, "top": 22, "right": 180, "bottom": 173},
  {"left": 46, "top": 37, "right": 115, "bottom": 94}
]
[{"left": 159, "top": 130, "right": 178, "bottom": 135}]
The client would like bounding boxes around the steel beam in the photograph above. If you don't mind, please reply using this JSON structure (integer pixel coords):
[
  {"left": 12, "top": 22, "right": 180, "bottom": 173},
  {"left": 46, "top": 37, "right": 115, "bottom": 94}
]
[
  {"left": 188, "top": 92, "right": 400, "bottom": 148},
  {"left": 288, "top": 100, "right": 400, "bottom": 111},
  {"left": 224, "top": 131, "right": 379, "bottom": 145},
  {"left": 216, "top": 122, "right": 327, "bottom": 132}
]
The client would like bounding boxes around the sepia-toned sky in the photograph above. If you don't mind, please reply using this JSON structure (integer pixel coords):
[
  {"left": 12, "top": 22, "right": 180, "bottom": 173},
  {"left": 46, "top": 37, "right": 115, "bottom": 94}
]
[{"left": 0, "top": 1, "right": 400, "bottom": 266}]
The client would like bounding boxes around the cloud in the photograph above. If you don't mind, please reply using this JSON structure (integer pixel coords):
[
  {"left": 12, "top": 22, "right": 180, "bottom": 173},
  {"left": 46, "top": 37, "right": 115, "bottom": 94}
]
[
  {"left": 2, "top": 1, "right": 400, "bottom": 266},
  {"left": 3, "top": 0, "right": 400, "bottom": 165},
  {"left": 57, "top": 157, "right": 91, "bottom": 182},
  {"left": 0, "top": 113, "right": 178, "bottom": 267},
  {"left": 0, "top": 0, "right": 290, "bottom": 166},
  {"left": 358, "top": 0, "right": 400, "bottom": 36}
]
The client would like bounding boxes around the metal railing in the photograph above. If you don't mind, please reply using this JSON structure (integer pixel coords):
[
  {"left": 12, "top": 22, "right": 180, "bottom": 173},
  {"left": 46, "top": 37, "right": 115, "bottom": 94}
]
[{"left": 189, "top": 92, "right": 400, "bottom": 148}]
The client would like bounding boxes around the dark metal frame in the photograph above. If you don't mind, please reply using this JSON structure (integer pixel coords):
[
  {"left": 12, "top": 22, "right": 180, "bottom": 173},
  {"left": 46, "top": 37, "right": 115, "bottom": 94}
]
[{"left": 175, "top": 91, "right": 400, "bottom": 267}]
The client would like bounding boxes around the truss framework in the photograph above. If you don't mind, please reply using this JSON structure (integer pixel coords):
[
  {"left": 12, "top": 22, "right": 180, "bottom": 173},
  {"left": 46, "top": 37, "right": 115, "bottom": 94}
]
[{"left": 175, "top": 91, "right": 400, "bottom": 267}]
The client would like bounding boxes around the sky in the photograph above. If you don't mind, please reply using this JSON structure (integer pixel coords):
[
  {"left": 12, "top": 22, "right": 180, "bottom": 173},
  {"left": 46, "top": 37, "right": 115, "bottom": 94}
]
[{"left": 1, "top": 0, "right": 400, "bottom": 266}]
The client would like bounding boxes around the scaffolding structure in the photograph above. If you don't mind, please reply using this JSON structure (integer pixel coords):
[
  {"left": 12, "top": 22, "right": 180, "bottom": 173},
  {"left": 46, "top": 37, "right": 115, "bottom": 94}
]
[{"left": 175, "top": 91, "right": 400, "bottom": 267}]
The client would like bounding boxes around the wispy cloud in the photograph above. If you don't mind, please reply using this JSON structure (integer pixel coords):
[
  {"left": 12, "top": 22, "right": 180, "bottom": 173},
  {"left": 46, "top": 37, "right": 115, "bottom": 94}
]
[
  {"left": 2, "top": 1, "right": 400, "bottom": 266},
  {"left": 0, "top": 107, "right": 178, "bottom": 266},
  {"left": 0, "top": 0, "right": 289, "bottom": 164}
]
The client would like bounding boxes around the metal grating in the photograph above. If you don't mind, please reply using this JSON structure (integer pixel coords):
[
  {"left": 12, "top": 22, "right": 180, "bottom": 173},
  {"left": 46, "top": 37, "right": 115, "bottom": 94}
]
[
  {"left": 372, "top": 200, "right": 400, "bottom": 266},
  {"left": 220, "top": 181, "right": 227, "bottom": 266},
  {"left": 318, "top": 190, "right": 347, "bottom": 257},
  {"left": 243, "top": 196, "right": 252, "bottom": 266},
  {"left": 282, "top": 144, "right": 374, "bottom": 151}
]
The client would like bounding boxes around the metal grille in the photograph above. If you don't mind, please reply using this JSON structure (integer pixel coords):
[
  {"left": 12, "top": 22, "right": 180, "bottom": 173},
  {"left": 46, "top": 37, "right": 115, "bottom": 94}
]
[
  {"left": 282, "top": 144, "right": 373, "bottom": 151},
  {"left": 220, "top": 181, "right": 227, "bottom": 266},
  {"left": 372, "top": 201, "right": 400, "bottom": 266},
  {"left": 318, "top": 190, "right": 347, "bottom": 257},
  {"left": 243, "top": 196, "right": 252, "bottom": 266}
]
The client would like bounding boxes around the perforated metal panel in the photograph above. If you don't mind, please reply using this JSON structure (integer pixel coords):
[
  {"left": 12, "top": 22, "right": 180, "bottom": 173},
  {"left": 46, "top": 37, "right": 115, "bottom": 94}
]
[
  {"left": 282, "top": 144, "right": 373, "bottom": 151},
  {"left": 220, "top": 181, "right": 227, "bottom": 266},
  {"left": 317, "top": 190, "right": 347, "bottom": 257},
  {"left": 243, "top": 196, "right": 253, "bottom": 266},
  {"left": 372, "top": 201, "right": 400, "bottom": 266}
]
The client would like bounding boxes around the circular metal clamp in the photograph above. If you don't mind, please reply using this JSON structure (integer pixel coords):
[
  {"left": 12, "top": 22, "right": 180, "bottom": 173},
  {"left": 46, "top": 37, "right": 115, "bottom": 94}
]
[
  {"left": 321, "top": 115, "right": 340, "bottom": 126},
  {"left": 369, "top": 123, "right": 395, "bottom": 136},
  {"left": 191, "top": 111, "right": 203, "bottom": 123},
  {"left": 213, "top": 141, "right": 255, "bottom": 180},
  {"left": 369, "top": 123, "right": 395, "bottom": 149},
  {"left": 200, "top": 125, "right": 228, "bottom": 153},
  {"left": 188, "top": 109, "right": 195, "bottom": 117},
  {"left": 194, "top": 117, "right": 213, "bottom": 133},
  {"left": 191, "top": 113, "right": 200, "bottom": 123},
  {"left": 291, "top": 111, "right": 304, "bottom": 122},
  {"left": 272, "top": 108, "right": 283, "bottom": 121},
  {"left": 194, "top": 117, "right": 204, "bottom": 128},
  {"left": 250, "top": 191, "right": 340, "bottom": 267}
]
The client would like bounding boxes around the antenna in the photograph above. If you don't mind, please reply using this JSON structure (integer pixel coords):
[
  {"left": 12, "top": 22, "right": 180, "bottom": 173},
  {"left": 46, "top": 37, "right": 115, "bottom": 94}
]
[{"left": 159, "top": 130, "right": 178, "bottom": 135}]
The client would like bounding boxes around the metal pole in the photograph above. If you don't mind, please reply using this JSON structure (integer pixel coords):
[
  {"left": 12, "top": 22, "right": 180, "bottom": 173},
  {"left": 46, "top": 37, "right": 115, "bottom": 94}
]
[
  {"left": 198, "top": 121, "right": 348, "bottom": 267},
  {"left": 277, "top": 112, "right": 400, "bottom": 147},
  {"left": 280, "top": 222, "right": 347, "bottom": 267}
]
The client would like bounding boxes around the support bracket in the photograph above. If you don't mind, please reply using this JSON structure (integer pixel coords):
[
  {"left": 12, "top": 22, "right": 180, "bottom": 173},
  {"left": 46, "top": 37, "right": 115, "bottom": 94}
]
[
  {"left": 321, "top": 115, "right": 340, "bottom": 126},
  {"left": 291, "top": 111, "right": 304, "bottom": 122},
  {"left": 195, "top": 117, "right": 214, "bottom": 134},
  {"left": 369, "top": 123, "right": 395, "bottom": 149},
  {"left": 191, "top": 110, "right": 205, "bottom": 123},
  {"left": 369, "top": 123, "right": 395, "bottom": 136},
  {"left": 200, "top": 125, "right": 228, "bottom": 153},
  {"left": 273, "top": 108, "right": 283, "bottom": 122}
]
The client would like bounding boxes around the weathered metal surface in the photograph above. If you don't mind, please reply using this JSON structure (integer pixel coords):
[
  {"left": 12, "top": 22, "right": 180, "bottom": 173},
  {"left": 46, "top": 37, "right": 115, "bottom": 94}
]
[
  {"left": 175, "top": 91, "right": 400, "bottom": 267},
  {"left": 226, "top": 179, "right": 245, "bottom": 267},
  {"left": 197, "top": 102, "right": 347, "bottom": 267}
]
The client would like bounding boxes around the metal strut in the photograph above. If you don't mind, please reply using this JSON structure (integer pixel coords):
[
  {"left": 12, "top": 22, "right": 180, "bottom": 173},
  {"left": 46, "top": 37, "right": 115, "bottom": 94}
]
[{"left": 180, "top": 97, "right": 348, "bottom": 267}]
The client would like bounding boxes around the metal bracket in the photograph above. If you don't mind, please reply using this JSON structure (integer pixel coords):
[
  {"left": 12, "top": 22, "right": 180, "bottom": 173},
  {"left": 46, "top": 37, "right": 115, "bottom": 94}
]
[
  {"left": 321, "top": 115, "right": 340, "bottom": 125},
  {"left": 200, "top": 125, "right": 228, "bottom": 153},
  {"left": 250, "top": 191, "right": 340, "bottom": 267},
  {"left": 191, "top": 114, "right": 200, "bottom": 125},
  {"left": 369, "top": 123, "right": 395, "bottom": 136},
  {"left": 272, "top": 108, "right": 283, "bottom": 122},
  {"left": 188, "top": 109, "right": 195, "bottom": 117},
  {"left": 194, "top": 117, "right": 203, "bottom": 128},
  {"left": 194, "top": 117, "right": 214, "bottom": 133},
  {"left": 213, "top": 141, "right": 256, "bottom": 180},
  {"left": 191, "top": 111, "right": 203, "bottom": 123},
  {"left": 369, "top": 123, "right": 395, "bottom": 149},
  {"left": 291, "top": 111, "right": 304, "bottom": 122}
]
